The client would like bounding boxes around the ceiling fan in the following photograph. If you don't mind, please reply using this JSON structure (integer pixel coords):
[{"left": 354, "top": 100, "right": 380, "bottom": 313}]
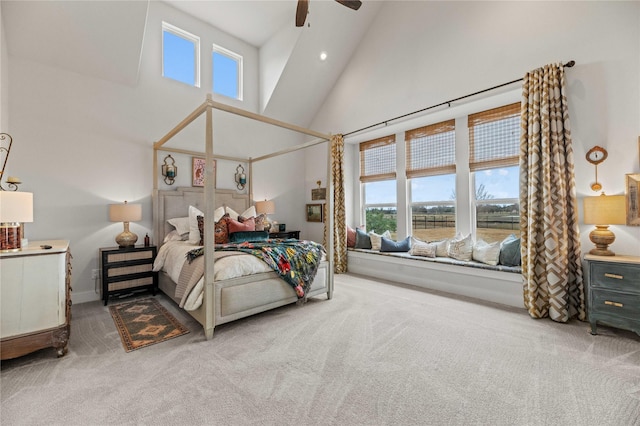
[{"left": 296, "top": 0, "right": 362, "bottom": 27}]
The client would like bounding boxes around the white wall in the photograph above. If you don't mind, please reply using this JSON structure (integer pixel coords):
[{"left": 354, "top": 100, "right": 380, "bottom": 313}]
[
  {"left": 310, "top": 1, "right": 640, "bottom": 257},
  {"left": 0, "top": 3, "right": 8, "bottom": 131},
  {"left": 5, "top": 1, "right": 307, "bottom": 303}
]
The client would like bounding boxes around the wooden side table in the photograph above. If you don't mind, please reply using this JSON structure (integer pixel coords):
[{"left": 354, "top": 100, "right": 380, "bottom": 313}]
[
  {"left": 585, "top": 254, "right": 640, "bottom": 337},
  {"left": 1, "top": 240, "right": 72, "bottom": 360},
  {"left": 269, "top": 230, "right": 300, "bottom": 239},
  {"left": 100, "top": 245, "right": 157, "bottom": 305}
]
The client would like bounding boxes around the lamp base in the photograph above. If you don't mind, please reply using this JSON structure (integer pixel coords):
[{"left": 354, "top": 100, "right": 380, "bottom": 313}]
[
  {"left": 1, "top": 222, "right": 22, "bottom": 252},
  {"left": 589, "top": 225, "right": 616, "bottom": 257},
  {"left": 115, "top": 222, "right": 138, "bottom": 248}
]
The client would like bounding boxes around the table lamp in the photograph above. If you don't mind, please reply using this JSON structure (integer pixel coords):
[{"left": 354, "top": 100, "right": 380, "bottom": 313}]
[
  {"left": 0, "top": 191, "right": 33, "bottom": 252},
  {"left": 255, "top": 199, "right": 275, "bottom": 232},
  {"left": 583, "top": 193, "right": 625, "bottom": 256},
  {"left": 109, "top": 201, "right": 142, "bottom": 248}
]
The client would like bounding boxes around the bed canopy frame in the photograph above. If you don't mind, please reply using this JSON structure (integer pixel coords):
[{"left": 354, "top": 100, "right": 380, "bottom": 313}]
[{"left": 152, "top": 94, "right": 335, "bottom": 340}]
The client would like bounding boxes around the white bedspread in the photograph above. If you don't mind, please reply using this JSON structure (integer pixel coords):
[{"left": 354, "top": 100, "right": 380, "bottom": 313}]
[{"left": 153, "top": 240, "right": 272, "bottom": 310}]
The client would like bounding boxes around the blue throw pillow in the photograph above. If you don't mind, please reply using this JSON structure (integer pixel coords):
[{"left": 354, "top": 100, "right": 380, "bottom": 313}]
[
  {"left": 228, "top": 231, "right": 269, "bottom": 244},
  {"left": 354, "top": 227, "right": 372, "bottom": 249},
  {"left": 380, "top": 236, "right": 411, "bottom": 252},
  {"left": 499, "top": 234, "right": 521, "bottom": 266}
]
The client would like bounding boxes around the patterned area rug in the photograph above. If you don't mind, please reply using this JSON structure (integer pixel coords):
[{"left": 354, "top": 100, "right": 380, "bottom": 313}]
[{"left": 109, "top": 298, "right": 189, "bottom": 352}]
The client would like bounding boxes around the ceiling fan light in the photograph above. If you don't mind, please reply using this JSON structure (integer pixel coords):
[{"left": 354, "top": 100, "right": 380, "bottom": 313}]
[{"left": 319, "top": 51, "right": 328, "bottom": 61}]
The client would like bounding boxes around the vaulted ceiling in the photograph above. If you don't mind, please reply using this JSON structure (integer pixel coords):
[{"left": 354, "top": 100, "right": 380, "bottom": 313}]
[{"left": 1, "top": 0, "right": 383, "bottom": 128}]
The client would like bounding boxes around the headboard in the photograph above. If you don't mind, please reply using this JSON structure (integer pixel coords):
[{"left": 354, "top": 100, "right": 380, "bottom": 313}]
[{"left": 153, "top": 187, "right": 250, "bottom": 247}]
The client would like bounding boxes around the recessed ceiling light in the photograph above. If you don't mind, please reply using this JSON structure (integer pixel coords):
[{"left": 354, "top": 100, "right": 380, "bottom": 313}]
[{"left": 319, "top": 51, "right": 328, "bottom": 61}]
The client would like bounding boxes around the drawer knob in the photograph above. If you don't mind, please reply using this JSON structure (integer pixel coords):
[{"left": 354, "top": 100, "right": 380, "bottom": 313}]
[
  {"left": 604, "top": 300, "right": 623, "bottom": 308},
  {"left": 604, "top": 273, "right": 623, "bottom": 280}
]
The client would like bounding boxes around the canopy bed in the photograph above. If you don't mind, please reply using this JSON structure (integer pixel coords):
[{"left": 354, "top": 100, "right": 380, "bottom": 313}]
[{"left": 152, "top": 95, "right": 338, "bottom": 340}]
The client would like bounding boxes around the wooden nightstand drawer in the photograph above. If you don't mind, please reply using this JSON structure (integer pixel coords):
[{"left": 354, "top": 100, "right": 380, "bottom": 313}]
[
  {"left": 591, "top": 289, "right": 640, "bottom": 319},
  {"left": 590, "top": 262, "right": 640, "bottom": 293}
]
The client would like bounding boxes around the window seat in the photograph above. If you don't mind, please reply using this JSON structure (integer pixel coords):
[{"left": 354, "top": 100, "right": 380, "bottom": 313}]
[{"left": 347, "top": 248, "right": 524, "bottom": 309}]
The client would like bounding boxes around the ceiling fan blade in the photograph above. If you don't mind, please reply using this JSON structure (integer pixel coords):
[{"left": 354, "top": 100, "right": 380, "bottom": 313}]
[
  {"left": 296, "top": 0, "right": 309, "bottom": 27},
  {"left": 335, "top": 0, "right": 362, "bottom": 11}
]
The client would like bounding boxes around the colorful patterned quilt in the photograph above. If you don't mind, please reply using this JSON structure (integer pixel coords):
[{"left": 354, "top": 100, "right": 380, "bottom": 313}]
[{"left": 186, "top": 239, "right": 325, "bottom": 302}]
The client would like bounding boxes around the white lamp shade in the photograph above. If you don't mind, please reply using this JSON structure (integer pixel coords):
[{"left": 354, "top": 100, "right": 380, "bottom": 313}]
[
  {"left": 255, "top": 200, "right": 275, "bottom": 215},
  {"left": 583, "top": 195, "right": 625, "bottom": 225},
  {"left": 109, "top": 202, "right": 142, "bottom": 222},
  {"left": 0, "top": 191, "right": 33, "bottom": 223}
]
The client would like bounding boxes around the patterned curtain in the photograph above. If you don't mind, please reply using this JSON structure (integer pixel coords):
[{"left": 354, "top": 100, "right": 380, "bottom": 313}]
[
  {"left": 520, "top": 62, "right": 585, "bottom": 322},
  {"left": 324, "top": 134, "right": 347, "bottom": 273}
]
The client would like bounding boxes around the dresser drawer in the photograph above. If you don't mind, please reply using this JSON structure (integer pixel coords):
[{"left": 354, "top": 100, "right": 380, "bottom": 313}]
[
  {"left": 590, "top": 262, "right": 640, "bottom": 293},
  {"left": 591, "top": 289, "right": 640, "bottom": 319}
]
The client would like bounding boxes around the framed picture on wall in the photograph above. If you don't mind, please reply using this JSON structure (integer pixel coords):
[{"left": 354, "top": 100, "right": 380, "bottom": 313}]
[
  {"left": 626, "top": 173, "right": 640, "bottom": 226},
  {"left": 192, "top": 157, "right": 216, "bottom": 187},
  {"left": 306, "top": 204, "right": 323, "bottom": 222}
]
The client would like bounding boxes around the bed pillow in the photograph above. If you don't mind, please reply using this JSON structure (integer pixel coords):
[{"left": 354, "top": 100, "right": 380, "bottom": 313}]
[
  {"left": 410, "top": 239, "right": 437, "bottom": 257},
  {"left": 354, "top": 227, "right": 372, "bottom": 249},
  {"left": 240, "top": 213, "right": 267, "bottom": 231},
  {"left": 380, "top": 236, "right": 411, "bottom": 252},
  {"left": 163, "top": 229, "right": 185, "bottom": 243},
  {"left": 197, "top": 214, "right": 231, "bottom": 245},
  {"left": 448, "top": 233, "right": 473, "bottom": 261},
  {"left": 368, "top": 230, "right": 391, "bottom": 251},
  {"left": 228, "top": 231, "right": 269, "bottom": 243},
  {"left": 188, "top": 205, "right": 225, "bottom": 244},
  {"left": 434, "top": 239, "right": 449, "bottom": 257},
  {"left": 499, "top": 234, "right": 521, "bottom": 266},
  {"left": 472, "top": 239, "right": 501, "bottom": 266},
  {"left": 346, "top": 226, "right": 357, "bottom": 248},
  {"left": 227, "top": 217, "right": 255, "bottom": 234},
  {"left": 167, "top": 217, "right": 190, "bottom": 236}
]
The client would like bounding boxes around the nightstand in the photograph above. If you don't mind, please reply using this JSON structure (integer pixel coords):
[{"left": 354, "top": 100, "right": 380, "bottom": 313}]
[
  {"left": 269, "top": 230, "right": 300, "bottom": 239},
  {"left": 100, "top": 245, "right": 157, "bottom": 306},
  {"left": 585, "top": 254, "right": 640, "bottom": 337},
  {"left": 1, "top": 240, "right": 72, "bottom": 359}
]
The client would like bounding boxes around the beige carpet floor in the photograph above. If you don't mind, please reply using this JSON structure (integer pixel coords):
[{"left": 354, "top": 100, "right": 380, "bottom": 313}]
[{"left": 1, "top": 273, "right": 639, "bottom": 425}]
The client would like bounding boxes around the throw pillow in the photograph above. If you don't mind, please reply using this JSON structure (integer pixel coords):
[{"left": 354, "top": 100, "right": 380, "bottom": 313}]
[
  {"left": 499, "top": 234, "right": 521, "bottom": 266},
  {"left": 472, "top": 239, "right": 501, "bottom": 266},
  {"left": 225, "top": 206, "right": 240, "bottom": 220},
  {"left": 167, "top": 217, "right": 190, "bottom": 236},
  {"left": 188, "top": 205, "right": 205, "bottom": 244},
  {"left": 228, "top": 231, "right": 269, "bottom": 243},
  {"left": 369, "top": 230, "right": 391, "bottom": 251},
  {"left": 410, "top": 239, "right": 437, "bottom": 257},
  {"left": 354, "top": 227, "right": 372, "bottom": 249},
  {"left": 448, "top": 233, "right": 473, "bottom": 261},
  {"left": 380, "top": 236, "right": 411, "bottom": 252},
  {"left": 434, "top": 239, "right": 449, "bottom": 257},
  {"left": 197, "top": 214, "right": 231, "bottom": 245},
  {"left": 227, "top": 217, "right": 255, "bottom": 234},
  {"left": 346, "top": 226, "right": 357, "bottom": 248},
  {"left": 239, "top": 213, "right": 266, "bottom": 231}
]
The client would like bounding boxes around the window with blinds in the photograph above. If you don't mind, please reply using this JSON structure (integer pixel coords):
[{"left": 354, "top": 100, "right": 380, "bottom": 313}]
[
  {"left": 405, "top": 120, "right": 456, "bottom": 178},
  {"left": 468, "top": 102, "right": 520, "bottom": 171},
  {"left": 359, "top": 134, "right": 396, "bottom": 183}
]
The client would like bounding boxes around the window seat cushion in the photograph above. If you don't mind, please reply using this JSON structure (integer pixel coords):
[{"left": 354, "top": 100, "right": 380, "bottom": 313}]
[{"left": 348, "top": 248, "right": 522, "bottom": 274}]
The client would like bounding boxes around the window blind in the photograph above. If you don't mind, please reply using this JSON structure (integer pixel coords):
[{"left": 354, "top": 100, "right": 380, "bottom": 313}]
[
  {"left": 405, "top": 119, "right": 456, "bottom": 178},
  {"left": 359, "top": 134, "right": 396, "bottom": 183},
  {"left": 468, "top": 102, "right": 520, "bottom": 171}
]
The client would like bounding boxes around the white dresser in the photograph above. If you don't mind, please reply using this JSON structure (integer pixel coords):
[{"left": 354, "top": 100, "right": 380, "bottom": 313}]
[{"left": 1, "top": 240, "right": 72, "bottom": 359}]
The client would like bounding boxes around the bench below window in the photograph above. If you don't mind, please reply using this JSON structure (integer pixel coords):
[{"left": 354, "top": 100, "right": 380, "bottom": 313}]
[{"left": 347, "top": 248, "right": 524, "bottom": 309}]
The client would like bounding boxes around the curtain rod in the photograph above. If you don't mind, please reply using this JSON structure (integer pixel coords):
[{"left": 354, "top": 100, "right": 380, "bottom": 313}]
[{"left": 344, "top": 60, "right": 576, "bottom": 137}]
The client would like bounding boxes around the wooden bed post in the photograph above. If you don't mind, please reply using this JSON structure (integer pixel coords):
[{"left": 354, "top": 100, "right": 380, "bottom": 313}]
[
  {"left": 204, "top": 94, "right": 216, "bottom": 340},
  {"left": 327, "top": 136, "right": 334, "bottom": 299}
]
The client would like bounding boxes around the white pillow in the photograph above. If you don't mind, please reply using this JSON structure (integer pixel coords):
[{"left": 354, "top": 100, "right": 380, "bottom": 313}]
[
  {"left": 167, "top": 217, "right": 189, "bottom": 236},
  {"left": 163, "top": 229, "right": 186, "bottom": 243},
  {"left": 473, "top": 239, "right": 501, "bottom": 266},
  {"left": 368, "top": 230, "right": 391, "bottom": 251},
  {"left": 448, "top": 233, "right": 473, "bottom": 261},
  {"left": 434, "top": 239, "right": 449, "bottom": 257},
  {"left": 410, "top": 239, "right": 436, "bottom": 257},
  {"left": 188, "top": 205, "right": 205, "bottom": 244},
  {"left": 227, "top": 205, "right": 256, "bottom": 220}
]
